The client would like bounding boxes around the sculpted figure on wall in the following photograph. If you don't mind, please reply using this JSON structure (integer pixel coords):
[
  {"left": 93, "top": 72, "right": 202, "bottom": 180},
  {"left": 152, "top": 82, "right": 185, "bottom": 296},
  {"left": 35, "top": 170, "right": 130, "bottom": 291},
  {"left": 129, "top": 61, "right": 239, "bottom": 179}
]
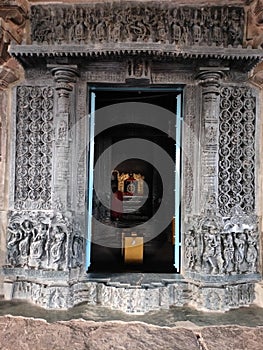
[
  {"left": 6, "top": 211, "right": 84, "bottom": 270},
  {"left": 184, "top": 230, "right": 197, "bottom": 270},
  {"left": 202, "top": 227, "right": 224, "bottom": 275},
  {"left": 30, "top": 4, "right": 244, "bottom": 48},
  {"left": 185, "top": 206, "right": 259, "bottom": 276},
  {"left": 222, "top": 233, "right": 235, "bottom": 274}
]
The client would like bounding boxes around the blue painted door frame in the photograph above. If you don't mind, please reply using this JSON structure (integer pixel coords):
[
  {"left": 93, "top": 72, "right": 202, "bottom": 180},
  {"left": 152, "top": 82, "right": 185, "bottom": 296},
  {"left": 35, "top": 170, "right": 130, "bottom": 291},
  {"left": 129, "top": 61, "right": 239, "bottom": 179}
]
[{"left": 86, "top": 87, "right": 182, "bottom": 272}]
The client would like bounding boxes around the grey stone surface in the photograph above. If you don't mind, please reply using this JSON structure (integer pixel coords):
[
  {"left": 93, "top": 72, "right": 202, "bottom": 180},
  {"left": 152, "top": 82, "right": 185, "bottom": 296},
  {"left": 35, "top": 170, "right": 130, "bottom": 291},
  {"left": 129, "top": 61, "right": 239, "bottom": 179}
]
[{"left": 1, "top": 0, "right": 262, "bottom": 315}]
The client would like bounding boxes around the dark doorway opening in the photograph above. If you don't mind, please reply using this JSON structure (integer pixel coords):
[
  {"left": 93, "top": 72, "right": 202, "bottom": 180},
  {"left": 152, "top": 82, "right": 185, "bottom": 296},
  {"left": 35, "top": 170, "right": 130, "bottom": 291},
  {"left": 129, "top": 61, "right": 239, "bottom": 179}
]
[{"left": 88, "top": 88, "right": 181, "bottom": 273}]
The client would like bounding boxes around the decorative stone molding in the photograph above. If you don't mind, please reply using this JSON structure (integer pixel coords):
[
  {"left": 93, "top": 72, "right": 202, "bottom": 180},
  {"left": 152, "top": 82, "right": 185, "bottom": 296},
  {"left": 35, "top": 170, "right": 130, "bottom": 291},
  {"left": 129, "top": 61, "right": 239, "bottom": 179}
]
[
  {"left": 183, "top": 85, "right": 199, "bottom": 215},
  {"left": 3, "top": 274, "right": 257, "bottom": 312},
  {"left": 0, "top": 1, "right": 28, "bottom": 90},
  {"left": 10, "top": 2, "right": 263, "bottom": 70},
  {"left": 189, "top": 282, "right": 255, "bottom": 311}
]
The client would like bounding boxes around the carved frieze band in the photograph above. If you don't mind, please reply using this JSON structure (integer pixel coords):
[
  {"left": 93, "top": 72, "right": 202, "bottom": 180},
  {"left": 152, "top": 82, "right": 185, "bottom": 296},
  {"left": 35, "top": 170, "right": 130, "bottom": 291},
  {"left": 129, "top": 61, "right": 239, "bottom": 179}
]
[
  {"left": 190, "top": 283, "right": 255, "bottom": 311},
  {"left": 185, "top": 206, "right": 259, "bottom": 276},
  {"left": 6, "top": 210, "right": 84, "bottom": 270},
  {"left": 30, "top": 4, "right": 244, "bottom": 48},
  {"left": 15, "top": 86, "right": 54, "bottom": 210},
  {"left": 218, "top": 86, "right": 256, "bottom": 216}
]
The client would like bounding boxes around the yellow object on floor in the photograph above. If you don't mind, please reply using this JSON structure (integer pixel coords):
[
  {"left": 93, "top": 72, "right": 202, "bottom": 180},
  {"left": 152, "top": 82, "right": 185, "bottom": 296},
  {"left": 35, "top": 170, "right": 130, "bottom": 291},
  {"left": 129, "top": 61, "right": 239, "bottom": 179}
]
[{"left": 124, "top": 236, "right": 143, "bottom": 264}]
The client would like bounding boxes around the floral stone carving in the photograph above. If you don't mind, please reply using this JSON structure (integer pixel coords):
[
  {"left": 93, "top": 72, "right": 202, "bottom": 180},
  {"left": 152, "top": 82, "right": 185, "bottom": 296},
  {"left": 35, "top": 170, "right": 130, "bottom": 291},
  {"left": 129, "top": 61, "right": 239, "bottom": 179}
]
[
  {"left": 218, "top": 86, "right": 256, "bottom": 216},
  {"left": 15, "top": 86, "right": 54, "bottom": 210}
]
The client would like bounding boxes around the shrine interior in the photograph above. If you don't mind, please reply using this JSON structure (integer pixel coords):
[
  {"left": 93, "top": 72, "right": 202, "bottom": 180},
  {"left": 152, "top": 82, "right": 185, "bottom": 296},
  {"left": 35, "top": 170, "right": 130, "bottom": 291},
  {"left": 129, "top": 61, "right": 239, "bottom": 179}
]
[{"left": 89, "top": 88, "right": 180, "bottom": 272}]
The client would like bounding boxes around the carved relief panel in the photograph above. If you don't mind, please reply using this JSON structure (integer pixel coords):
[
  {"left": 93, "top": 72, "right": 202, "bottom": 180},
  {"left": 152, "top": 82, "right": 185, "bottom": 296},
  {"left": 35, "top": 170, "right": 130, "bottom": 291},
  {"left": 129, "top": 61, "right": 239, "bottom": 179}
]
[
  {"left": 218, "top": 86, "right": 256, "bottom": 216},
  {"left": 6, "top": 210, "right": 84, "bottom": 270},
  {"left": 185, "top": 207, "right": 259, "bottom": 276},
  {"left": 14, "top": 86, "right": 54, "bottom": 210},
  {"left": 30, "top": 4, "right": 245, "bottom": 48}
]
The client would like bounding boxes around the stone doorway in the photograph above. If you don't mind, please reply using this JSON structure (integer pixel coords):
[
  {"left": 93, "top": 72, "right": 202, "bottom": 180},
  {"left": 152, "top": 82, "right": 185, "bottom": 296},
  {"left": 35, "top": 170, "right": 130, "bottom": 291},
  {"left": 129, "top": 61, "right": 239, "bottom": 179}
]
[{"left": 86, "top": 88, "right": 182, "bottom": 273}]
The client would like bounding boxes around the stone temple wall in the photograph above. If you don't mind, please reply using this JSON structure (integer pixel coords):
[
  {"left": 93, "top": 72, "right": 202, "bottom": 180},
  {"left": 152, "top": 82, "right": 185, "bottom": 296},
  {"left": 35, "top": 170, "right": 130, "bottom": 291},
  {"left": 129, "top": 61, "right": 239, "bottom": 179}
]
[{"left": 0, "top": 0, "right": 263, "bottom": 313}]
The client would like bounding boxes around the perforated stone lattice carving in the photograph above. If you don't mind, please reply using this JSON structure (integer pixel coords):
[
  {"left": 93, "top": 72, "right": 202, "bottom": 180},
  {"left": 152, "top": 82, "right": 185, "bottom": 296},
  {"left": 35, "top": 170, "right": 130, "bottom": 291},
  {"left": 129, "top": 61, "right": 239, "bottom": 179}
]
[
  {"left": 218, "top": 86, "right": 256, "bottom": 216},
  {"left": 30, "top": 4, "right": 244, "bottom": 48},
  {"left": 15, "top": 86, "right": 54, "bottom": 210}
]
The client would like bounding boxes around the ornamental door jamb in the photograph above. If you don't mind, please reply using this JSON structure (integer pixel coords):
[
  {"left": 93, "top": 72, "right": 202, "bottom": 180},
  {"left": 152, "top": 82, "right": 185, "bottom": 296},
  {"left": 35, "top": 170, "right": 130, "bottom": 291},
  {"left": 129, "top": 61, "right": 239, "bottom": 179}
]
[
  {"left": 86, "top": 91, "right": 95, "bottom": 270},
  {"left": 85, "top": 86, "right": 182, "bottom": 272}
]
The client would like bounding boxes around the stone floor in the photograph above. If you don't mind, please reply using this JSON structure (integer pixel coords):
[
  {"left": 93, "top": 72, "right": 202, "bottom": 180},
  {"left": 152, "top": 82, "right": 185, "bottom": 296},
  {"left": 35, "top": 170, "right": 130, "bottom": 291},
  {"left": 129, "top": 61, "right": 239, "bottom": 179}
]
[
  {"left": 1, "top": 299, "right": 263, "bottom": 349},
  {"left": 1, "top": 299, "right": 263, "bottom": 327}
]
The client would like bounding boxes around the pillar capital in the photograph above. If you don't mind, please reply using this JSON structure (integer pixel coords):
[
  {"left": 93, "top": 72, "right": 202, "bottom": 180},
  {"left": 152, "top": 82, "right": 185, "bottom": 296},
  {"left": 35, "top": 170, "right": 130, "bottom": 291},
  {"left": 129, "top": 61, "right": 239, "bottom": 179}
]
[
  {"left": 49, "top": 65, "right": 80, "bottom": 92},
  {"left": 196, "top": 67, "right": 228, "bottom": 92}
]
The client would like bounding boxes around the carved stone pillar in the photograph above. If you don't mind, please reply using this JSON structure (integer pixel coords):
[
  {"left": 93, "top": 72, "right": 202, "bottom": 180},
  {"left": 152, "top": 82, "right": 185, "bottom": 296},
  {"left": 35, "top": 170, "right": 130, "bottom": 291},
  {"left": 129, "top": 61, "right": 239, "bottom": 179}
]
[
  {"left": 50, "top": 66, "right": 79, "bottom": 210},
  {"left": 197, "top": 68, "right": 225, "bottom": 212}
]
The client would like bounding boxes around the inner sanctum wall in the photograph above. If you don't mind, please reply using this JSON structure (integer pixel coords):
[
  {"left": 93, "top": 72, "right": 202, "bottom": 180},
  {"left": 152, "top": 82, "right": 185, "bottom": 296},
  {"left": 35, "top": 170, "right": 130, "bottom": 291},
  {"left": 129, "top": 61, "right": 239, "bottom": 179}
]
[{"left": 1, "top": 0, "right": 263, "bottom": 313}]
